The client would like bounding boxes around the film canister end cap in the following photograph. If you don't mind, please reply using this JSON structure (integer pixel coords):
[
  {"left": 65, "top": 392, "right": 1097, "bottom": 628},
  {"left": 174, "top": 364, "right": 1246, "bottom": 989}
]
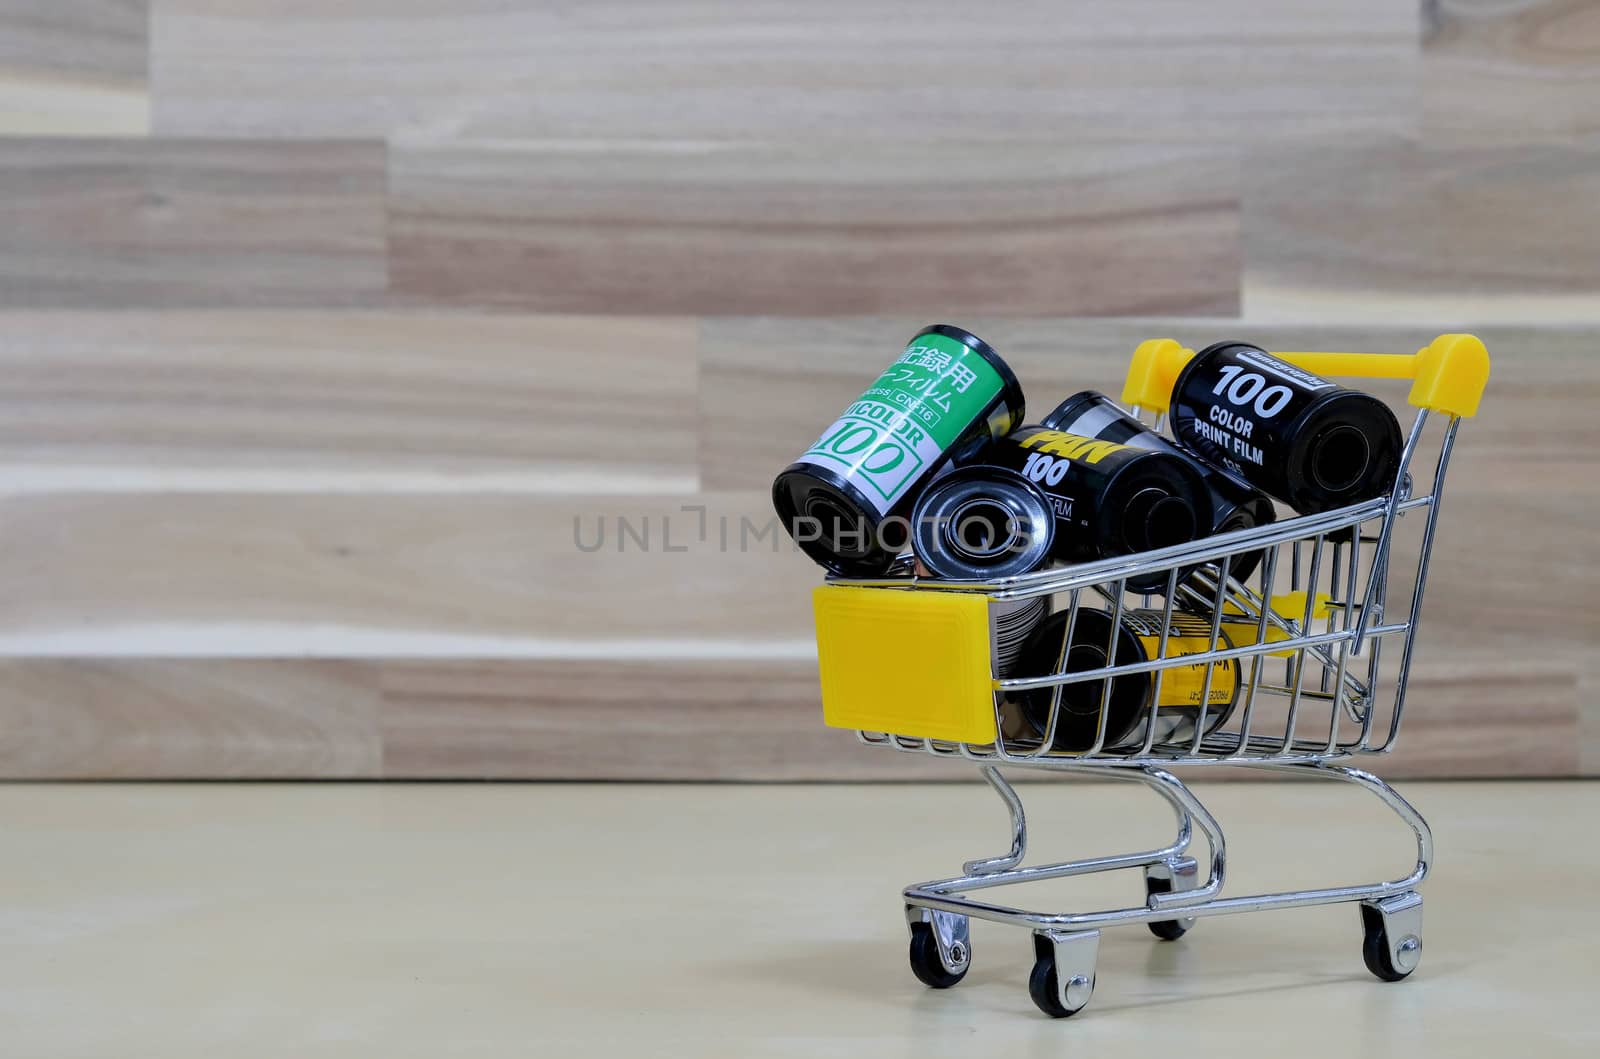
[
  {"left": 771, "top": 467, "right": 893, "bottom": 577},
  {"left": 1014, "top": 609, "right": 1143, "bottom": 751},
  {"left": 910, "top": 466, "right": 1054, "bottom": 581},
  {"left": 1120, "top": 487, "right": 1200, "bottom": 555},
  {"left": 1291, "top": 396, "right": 1404, "bottom": 511},
  {"left": 1307, "top": 424, "right": 1372, "bottom": 494}
]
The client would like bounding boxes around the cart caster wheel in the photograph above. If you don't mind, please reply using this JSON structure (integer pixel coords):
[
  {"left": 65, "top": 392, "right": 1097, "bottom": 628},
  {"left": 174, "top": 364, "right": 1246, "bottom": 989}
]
[
  {"left": 1028, "top": 952, "right": 1088, "bottom": 1018},
  {"left": 905, "top": 909, "right": 970, "bottom": 989},
  {"left": 1028, "top": 930, "right": 1099, "bottom": 1019},
  {"left": 1360, "top": 892, "right": 1423, "bottom": 983},
  {"left": 908, "top": 923, "right": 967, "bottom": 988},
  {"left": 1144, "top": 856, "right": 1199, "bottom": 941}
]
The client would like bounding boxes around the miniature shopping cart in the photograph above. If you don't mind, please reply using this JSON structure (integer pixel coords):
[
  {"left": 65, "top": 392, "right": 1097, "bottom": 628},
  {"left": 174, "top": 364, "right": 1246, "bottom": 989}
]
[{"left": 812, "top": 335, "right": 1490, "bottom": 1018}]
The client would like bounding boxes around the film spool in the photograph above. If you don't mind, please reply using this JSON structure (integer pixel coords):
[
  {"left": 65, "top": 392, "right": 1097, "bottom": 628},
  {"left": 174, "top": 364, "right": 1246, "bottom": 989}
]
[
  {"left": 1169, "top": 342, "right": 1402, "bottom": 515},
  {"left": 993, "top": 596, "right": 1051, "bottom": 677},
  {"left": 1011, "top": 609, "right": 1239, "bottom": 753},
  {"left": 973, "top": 427, "right": 1212, "bottom": 592},
  {"left": 772, "top": 325, "right": 1025, "bottom": 575},
  {"left": 1041, "top": 391, "right": 1276, "bottom": 582}
]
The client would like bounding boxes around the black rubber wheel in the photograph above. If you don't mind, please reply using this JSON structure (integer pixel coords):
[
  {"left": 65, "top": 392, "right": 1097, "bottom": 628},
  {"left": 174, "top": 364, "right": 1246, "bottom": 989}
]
[
  {"left": 1360, "top": 904, "right": 1415, "bottom": 982},
  {"left": 908, "top": 923, "right": 967, "bottom": 989},
  {"left": 1027, "top": 935, "right": 1087, "bottom": 1019},
  {"left": 1145, "top": 875, "right": 1190, "bottom": 941}
]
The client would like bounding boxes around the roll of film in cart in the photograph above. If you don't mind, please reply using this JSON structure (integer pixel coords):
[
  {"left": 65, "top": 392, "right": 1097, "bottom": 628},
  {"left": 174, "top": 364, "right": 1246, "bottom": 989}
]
[{"left": 780, "top": 329, "right": 1490, "bottom": 1019}]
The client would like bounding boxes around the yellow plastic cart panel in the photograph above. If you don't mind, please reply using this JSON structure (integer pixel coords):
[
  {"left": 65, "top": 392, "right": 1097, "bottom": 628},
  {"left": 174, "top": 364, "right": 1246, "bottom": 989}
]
[{"left": 813, "top": 585, "right": 996, "bottom": 744}]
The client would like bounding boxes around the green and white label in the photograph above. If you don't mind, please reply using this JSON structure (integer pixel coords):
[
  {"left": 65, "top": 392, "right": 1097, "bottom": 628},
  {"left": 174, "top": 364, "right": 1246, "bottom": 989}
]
[{"left": 796, "top": 333, "right": 1005, "bottom": 514}]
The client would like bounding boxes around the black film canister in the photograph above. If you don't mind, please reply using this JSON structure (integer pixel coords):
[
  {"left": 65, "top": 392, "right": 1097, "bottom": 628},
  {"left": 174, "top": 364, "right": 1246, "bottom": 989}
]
[
  {"left": 1042, "top": 391, "right": 1276, "bottom": 582},
  {"left": 971, "top": 427, "right": 1213, "bottom": 592},
  {"left": 1169, "top": 343, "right": 1402, "bottom": 515}
]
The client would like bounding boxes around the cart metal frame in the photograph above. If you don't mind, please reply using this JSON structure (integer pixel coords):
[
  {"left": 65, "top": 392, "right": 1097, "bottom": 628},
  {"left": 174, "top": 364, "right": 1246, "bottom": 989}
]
[{"left": 814, "top": 335, "right": 1488, "bottom": 1017}]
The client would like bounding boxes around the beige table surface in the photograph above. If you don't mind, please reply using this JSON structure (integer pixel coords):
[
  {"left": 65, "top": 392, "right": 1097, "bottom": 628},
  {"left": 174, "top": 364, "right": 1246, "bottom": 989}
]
[{"left": 2, "top": 779, "right": 1594, "bottom": 1057}]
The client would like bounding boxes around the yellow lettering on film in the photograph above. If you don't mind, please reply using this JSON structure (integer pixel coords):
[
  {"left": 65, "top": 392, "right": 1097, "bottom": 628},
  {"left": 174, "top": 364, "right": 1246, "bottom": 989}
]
[{"left": 1016, "top": 430, "right": 1129, "bottom": 464}]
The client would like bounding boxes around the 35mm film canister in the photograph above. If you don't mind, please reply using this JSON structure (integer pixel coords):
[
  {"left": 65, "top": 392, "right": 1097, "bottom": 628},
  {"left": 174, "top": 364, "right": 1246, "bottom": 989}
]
[
  {"left": 1170, "top": 342, "right": 1402, "bottom": 515},
  {"left": 1042, "top": 391, "right": 1276, "bottom": 581},
  {"left": 1011, "top": 609, "right": 1239, "bottom": 753},
  {"left": 974, "top": 427, "right": 1212, "bottom": 592},
  {"left": 772, "top": 325, "right": 1025, "bottom": 576}
]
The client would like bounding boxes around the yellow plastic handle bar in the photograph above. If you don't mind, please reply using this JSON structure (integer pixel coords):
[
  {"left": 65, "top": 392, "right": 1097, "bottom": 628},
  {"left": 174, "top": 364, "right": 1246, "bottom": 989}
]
[{"left": 1121, "top": 333, "right": 1490, "bottom": 419}]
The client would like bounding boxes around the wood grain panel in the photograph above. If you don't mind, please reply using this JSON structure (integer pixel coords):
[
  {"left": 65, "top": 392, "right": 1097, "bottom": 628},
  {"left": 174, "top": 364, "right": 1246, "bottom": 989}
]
[
  {"left": 1583, "top": 655, "right": 1600, "bottom": 776},
  {"left": 0, "top": 659, "right": 380, "bottom": 778},
  {"left": 0, "top": 4, "right": 1590, "bottom": 781},
  {"left": 0, "top": 312, "right": 697, "bottom": 492},
  {"left": 151, "top": 1, "right": 1415, "bottom": 143},
  {"left": 378, "top": 654, "right": 1585, "bottom": 780},
  {"left": 0, "top": 651, "right": 1579, "bottom": 780},
  {"left": 0, "top": 492, "right": 816, "bottom": 651},
  {"left": 377, "top": 658, "right": 972, "bottom": 781},
  {"left": 0, "top": 1, "right": 147, "bottom": 135},
  {"left": 1424, "top": 0, "right": 1600, "bottom": 144},
  {"left": 1243, "top": 144, "right": 1600, "bottom": 321},
  {"left": 0, "top": 483, "right": 1585, "bottom": 780},
  {"left": 1421, "top": 479, "right": 1598, "bottom": 659},
  {"left": 1391, "top": 653, "right": 1582, "bottom": 778},
  {"left": 0, "top": 139, "right": 386, "bottom": 307},
  {"left": 388, "top": 141, "right": 1239, "bottom": 315}
]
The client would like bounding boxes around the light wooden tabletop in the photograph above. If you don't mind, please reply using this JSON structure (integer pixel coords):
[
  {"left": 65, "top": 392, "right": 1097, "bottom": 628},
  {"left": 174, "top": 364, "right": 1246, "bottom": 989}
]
[{"left": 2, "top": 779, "right": 1592, "bottom": 1056}]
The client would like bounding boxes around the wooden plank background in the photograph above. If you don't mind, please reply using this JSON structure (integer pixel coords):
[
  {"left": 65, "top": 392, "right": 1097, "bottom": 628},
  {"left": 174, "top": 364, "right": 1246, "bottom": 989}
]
[{"left": 0, "top": 1, "right": 1594, "bottom": 778}]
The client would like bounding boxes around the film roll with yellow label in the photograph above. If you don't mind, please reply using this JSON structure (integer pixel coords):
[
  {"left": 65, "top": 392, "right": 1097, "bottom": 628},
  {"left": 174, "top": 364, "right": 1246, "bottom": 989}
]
[
  {"left": 1013, "top": 608, "right": 1240, "bottom": 753},
  {"left": 974, "top": 427, "right": 1211, "bottom": 592},
  {"left": 1042, "top": 391, "right": 1277, "bottom": 582}
]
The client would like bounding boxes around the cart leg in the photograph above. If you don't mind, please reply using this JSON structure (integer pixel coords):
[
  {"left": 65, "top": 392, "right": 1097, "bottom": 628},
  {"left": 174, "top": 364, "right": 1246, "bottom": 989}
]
[
  {"left": 906, "top": 906, "right": 971, "bottom": 988},
  {"left": 1360, "top": 891, "right": 1423, "bottom": 982},
  {"left": 1135, "top": 767, "right": 1227, "bottom": 910},
  {"left": 962, "top": 765, "right": 1027, "bottom": 876},
  {"left": 1126, "top": 766, "right": 1196, "bottom": 866},
  {"left": 902, "top": 765, "right": 1206, "bottom": 918},
  {"left": 1316, "top": 764, "right": 1433, "bottom": 886},
  {"left": 1143, "top": 855, "right": 1199, "bottom": 940},
  {"left": 1029, "top": 929, "right": 1099, "bottom": 1018},
  {"left": 1261, "top": 761, "right": 1433, "bottom": 890}
]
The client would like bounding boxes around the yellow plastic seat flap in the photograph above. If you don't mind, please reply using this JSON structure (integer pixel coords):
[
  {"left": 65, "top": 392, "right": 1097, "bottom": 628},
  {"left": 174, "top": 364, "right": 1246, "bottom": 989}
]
[{"left": 812, "top": 585, "right": 997, "bottom": 744}]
